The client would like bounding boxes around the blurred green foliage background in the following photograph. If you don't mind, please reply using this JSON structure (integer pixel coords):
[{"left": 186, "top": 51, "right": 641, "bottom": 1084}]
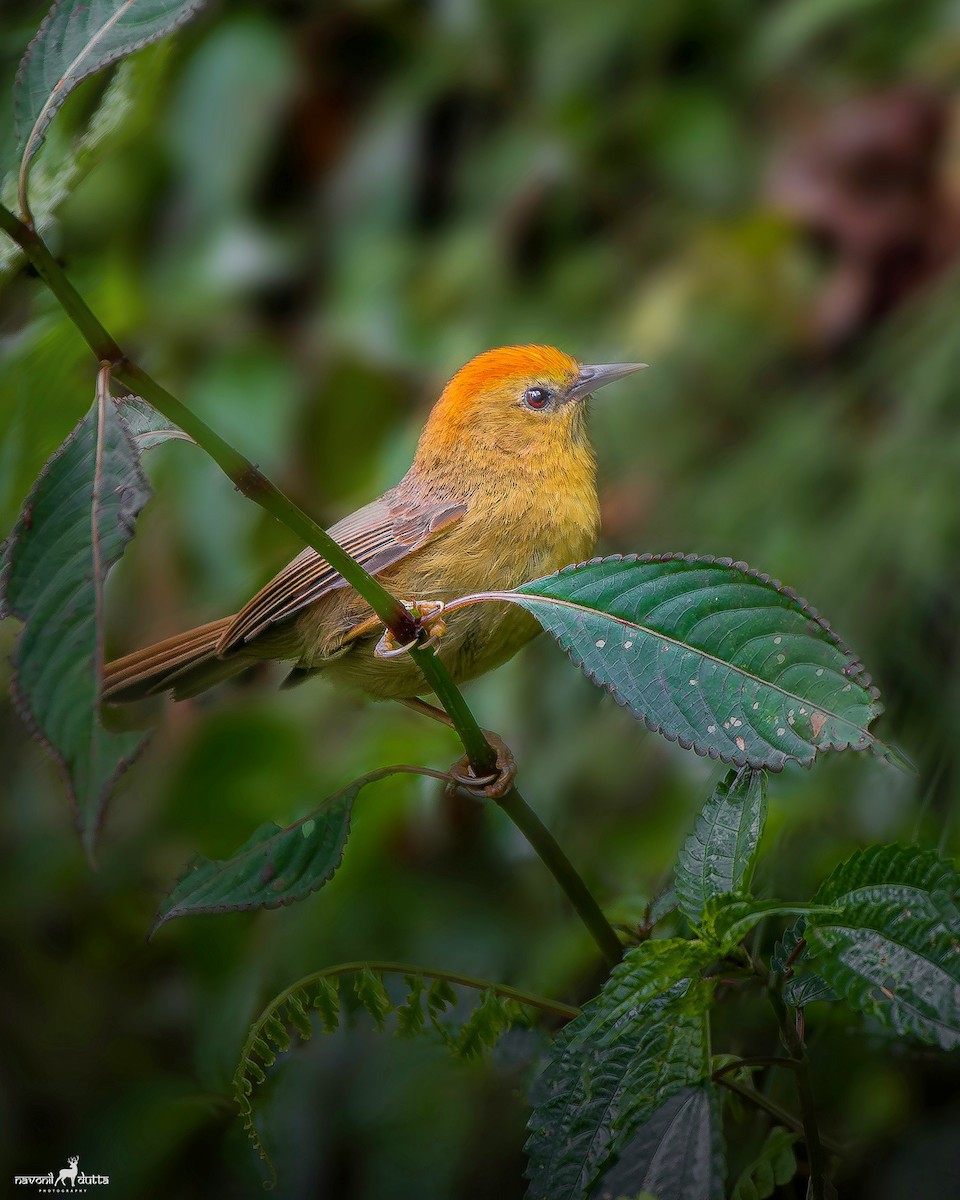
[{"left": 2, "top": 1, "right": 959, "bottom": 1196}]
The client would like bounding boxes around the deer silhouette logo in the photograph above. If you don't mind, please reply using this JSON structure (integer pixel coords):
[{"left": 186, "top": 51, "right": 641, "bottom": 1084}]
[{"left": 54, "top": 1156, "right": 80, "bottom": 1187}]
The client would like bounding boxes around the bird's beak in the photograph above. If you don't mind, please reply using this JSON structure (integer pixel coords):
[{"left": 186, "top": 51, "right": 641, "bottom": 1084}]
[{"left": 566, "top": 361, "right": 647, "bottom": 404}]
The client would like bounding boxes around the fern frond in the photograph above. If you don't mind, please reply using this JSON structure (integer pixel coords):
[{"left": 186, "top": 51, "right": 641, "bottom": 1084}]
[{"left": 231, "top": 960, "right": 579, "bottom": 1184}]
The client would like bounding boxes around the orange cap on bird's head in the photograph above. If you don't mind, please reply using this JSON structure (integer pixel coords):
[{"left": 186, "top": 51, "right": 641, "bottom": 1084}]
[{"left": 419, "top": 344, "right": 646, "bottom": 458}]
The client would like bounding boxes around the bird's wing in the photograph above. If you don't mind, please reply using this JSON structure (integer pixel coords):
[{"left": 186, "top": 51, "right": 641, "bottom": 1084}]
[{"left": 216, "top": 492, "right": 466, "bottom": 655}]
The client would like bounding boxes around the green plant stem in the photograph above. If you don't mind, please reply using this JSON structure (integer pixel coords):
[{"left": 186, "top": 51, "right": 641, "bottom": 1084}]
[
  {"left": 759, "top": 958, "right": 833, "bottom": 1195},
  {"left": 712, "top": 1055, "right": 798, "bottom": 1078},
  {"left": 0, "top": 202, "right": 624, "bottom": 968},
  {"left": 497, "top": 787, "right": 623, "bottom": 966},
  {"left": 411, "top": 648, "right": 499, "bottom": 775},
  {"left": 714, "top": 1076, "right": 844, "bottom": 1158}
]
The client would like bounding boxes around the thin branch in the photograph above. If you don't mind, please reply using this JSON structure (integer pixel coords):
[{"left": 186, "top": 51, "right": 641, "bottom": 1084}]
[
  {"left": 497, "top": 787, "right": 623, "bottom": 966},
  {"left": 752, "top": 953, "right": 835, "bottom": 1194},
  {"left": 712, "top": 1055, "right": 799, "bottom": 1079},
  {"left": 714, "top": 1076, "right": 845, "bottom": 1158},
  {"left": 400, "top": 695, "right": 622, "bottom": 966}
]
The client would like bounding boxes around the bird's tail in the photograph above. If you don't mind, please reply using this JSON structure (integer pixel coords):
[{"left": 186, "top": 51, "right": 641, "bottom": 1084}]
[{"left": 103, "top": 617, "right": 245, "bottom": 703}]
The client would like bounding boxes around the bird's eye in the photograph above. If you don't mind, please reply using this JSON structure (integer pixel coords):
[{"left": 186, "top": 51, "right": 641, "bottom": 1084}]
[{"left": 523, "top": 387, "right": 550, "bottom": 410}]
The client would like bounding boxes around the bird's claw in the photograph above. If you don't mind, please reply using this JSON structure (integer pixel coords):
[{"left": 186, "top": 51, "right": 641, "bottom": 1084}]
[
  {"left": 375, "top": 600, "right": 448, "bottom": 659},
  {"left": 447, "top": 733, "right": 517, "bottom": 800}
]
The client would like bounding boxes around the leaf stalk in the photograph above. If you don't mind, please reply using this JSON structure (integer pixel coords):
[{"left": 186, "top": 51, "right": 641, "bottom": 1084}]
[{"left": 755, "top": 955, "right": 835, "bottom": 1196}]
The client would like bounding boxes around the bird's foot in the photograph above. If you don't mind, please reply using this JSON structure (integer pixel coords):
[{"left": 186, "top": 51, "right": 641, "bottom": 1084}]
[
  {"left": 411, "top": 599, "right": 447, "bottom": 651},
  {"left": 375, "top": 600, "right": 447, "bottom": 659},
  {"left": 447, "top": 732, "right": 517, "bottom": 800}
]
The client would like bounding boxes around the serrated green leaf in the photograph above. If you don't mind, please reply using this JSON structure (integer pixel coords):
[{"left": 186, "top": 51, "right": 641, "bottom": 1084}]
[
  {"left": 648, "top": 888, "right": 679, "bottom": 925},
  {"left": 807, "top": 904, "right": 960, "bottom": 1047},
  {"left": 782, "top": 972, "right": 837, "bottom": 1007},
  {"left": 805, "top": 845, "right": 960, "bottom": 1048},
  {"left": 0, "top": 390, "right": 149, "bottom": 858},
  {"left": 151, "top": 776, "right": 360, "bottom": 931},
  {"left": 730, "top": 1127, "right": 798, "bottom": 1200},
  {"left": 525, "top": 939, "right": 715, "bottom": 1200},
  {"left": 771, "top": 918, "right": 807, "bottom": 973},
  {"left": 119, "top": 394, "right": 193, "bottom": 450},
  {"left": 812, "top": 844, "right": 960, "bottom": 915},
  {"left": 592, "top": 1085, "right": 725, "bottom": 1200},
  {"left": 700, "top": 896, "right": 833, "bottom": 952},
  {"left": 1, "top": 48, "right": 171, "bottom": 276},
  {"left": 14, "top": 0, "right": 206, "bottom": 210},
  {"left": 577, "top": 940, "right": 718, "bottom": 1036},
  {"left": 675, "top": 768, "right": 767, "bottom": 923},
  {"left": 152, "top": 764, "right": 433, "bottom": 930},
  {"left": 456, "top": 556, "right": 888, "bottom": 771}
]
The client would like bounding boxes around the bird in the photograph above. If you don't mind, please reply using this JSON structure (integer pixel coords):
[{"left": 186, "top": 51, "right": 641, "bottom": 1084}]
[{"left": 103, "top": 345, "right": 645, "bottom": 711}]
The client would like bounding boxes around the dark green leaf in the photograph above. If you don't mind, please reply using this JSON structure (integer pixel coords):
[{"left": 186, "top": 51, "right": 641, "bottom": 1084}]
[
  {"left": 700, "top": 897, "right": 833, "bottom": 952},
  {"left": 151, "top": 771, "right": 376, "bottom": 931},
  {"left": 463, "top": 556, "right": 889, "bottom": 771},
  {"left": 730, "top": 1127, "right": 798, "bottom": 1200},
  {"left": 771, "top": 918, "right": 807, "bottom": 973},
  {"left": 675, "top": 767, "right": 767, "bottom": 923},
  {"left": 811, "top": 844, "right": 960, "bottom": 915},
  {"left": 648, "top": 887, "right": 679, "bottom": 926},
  {"left": 119, "top": 394, "right": 193, "bottom": 450},
  {"left": 15, "top": 0, "right": 206, "bottom": 206},
  {"left": 0, "top": 391, "right": 149, "bottom": 858},
  {"left": 805, "top": 845, "right": 960, "bottom": 1048},
  {"left": 592, "top": 1085, "right": 725, "bottom": 1200},
  {"left": 782, "top": 973, "right": 837, "bottom": 1007},
  {"left": 525, "top": 939, "right": 715, "bottom": 1200}
]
